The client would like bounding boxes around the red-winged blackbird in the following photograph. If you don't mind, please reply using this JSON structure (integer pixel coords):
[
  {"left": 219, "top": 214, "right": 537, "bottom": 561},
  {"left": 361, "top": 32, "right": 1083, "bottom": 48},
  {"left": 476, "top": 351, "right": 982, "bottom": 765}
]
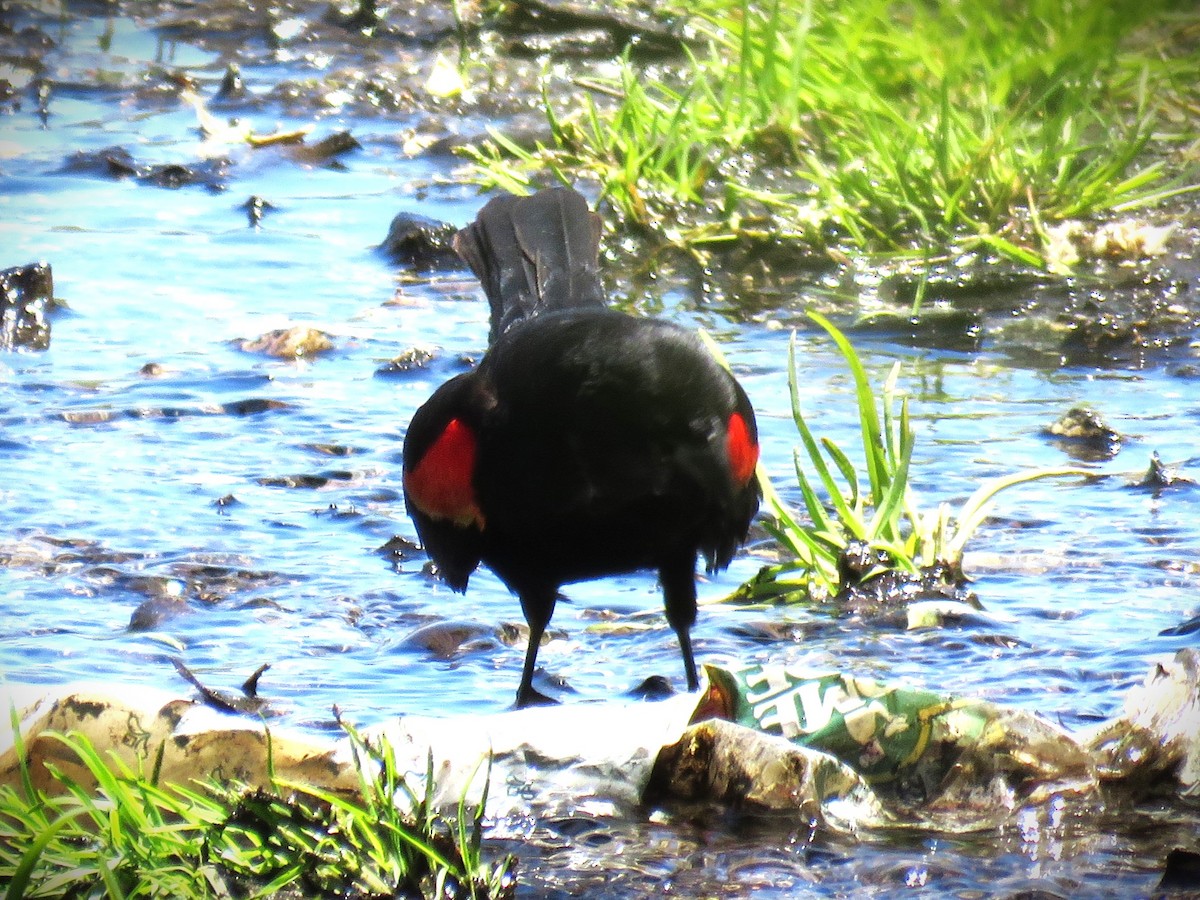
[{"left": 403, "top": 187, "right": 761, "bottom": 707}]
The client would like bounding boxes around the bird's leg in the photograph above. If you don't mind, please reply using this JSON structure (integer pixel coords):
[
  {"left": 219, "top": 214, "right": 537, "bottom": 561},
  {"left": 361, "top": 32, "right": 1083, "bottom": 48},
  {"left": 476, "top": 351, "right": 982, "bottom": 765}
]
[
  {"left": 660, "top": 557, "right": 700, "bottom": 692},
  {"left": 515, "top": 588, "right": 558, "bottom": 708}
]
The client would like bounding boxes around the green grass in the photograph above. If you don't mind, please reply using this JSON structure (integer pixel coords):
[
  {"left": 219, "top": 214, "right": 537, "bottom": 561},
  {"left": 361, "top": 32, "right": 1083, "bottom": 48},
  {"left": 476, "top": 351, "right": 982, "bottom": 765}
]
[
  {"left": 0, "top": 714, "right": 514, "bottom": 900},
  {"left": 464, "top": 0, "right": 1200, "bottom": 271},
  {"left": 721, "top": 313, "right": 1084, "bottom": 603}
]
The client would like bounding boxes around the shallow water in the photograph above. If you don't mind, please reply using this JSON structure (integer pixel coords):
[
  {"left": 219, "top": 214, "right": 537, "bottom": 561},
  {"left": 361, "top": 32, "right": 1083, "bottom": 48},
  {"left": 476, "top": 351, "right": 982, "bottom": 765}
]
[{"left": 2, "top": 5, "right": 1198, "bottom": 896}]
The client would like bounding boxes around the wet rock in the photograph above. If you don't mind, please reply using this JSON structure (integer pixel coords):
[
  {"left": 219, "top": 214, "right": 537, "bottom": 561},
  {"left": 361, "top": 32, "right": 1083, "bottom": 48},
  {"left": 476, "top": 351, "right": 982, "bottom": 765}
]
[
  {"left": 375, "top": 346, "right": 436, "bottom": 376},
  {"left": 402, "top": 620, "right": 498, "bottom": 658},
  {"left": 304, "top": 442, "right": 358, "bottom": 456},
  {"left": 220, "top": 398, "right": 290, "bottom": 416},
  {"left": 1, "top": 261, "right": 53, "bottom": 350},
  {"left": 238, "top": 326, "right": 335, "bottom": 359},
  {"left": 376, "top": 211, "right": 460, "bottom": 270},
  {"left": 129, "top": 594, "right": 190, "bottom": 631},
  {"left": 1044, "top": 406, "right": 1122, "bottom": 461},
  {"left": 142, "top": 157, "right": 231, "bottom": 190},
  {"left": 256, "top": 470, "right": 356, "bottom": 489},
  {"left": 63, "top": 145, "right": 143, "bottom": 178},
  {"left": 627, "top": 675, "right": 674, "bottom": 700}
]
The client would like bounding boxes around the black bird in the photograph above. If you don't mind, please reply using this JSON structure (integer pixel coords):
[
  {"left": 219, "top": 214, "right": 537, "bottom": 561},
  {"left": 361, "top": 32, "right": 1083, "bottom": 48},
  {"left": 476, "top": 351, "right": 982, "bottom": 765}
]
[{"left": 402, "top": 187, "right": 761, "bottom": 707}]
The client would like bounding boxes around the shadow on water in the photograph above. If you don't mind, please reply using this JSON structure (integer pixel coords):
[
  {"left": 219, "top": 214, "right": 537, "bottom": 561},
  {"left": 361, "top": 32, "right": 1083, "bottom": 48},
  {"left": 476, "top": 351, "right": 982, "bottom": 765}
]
[{"left": 1, "top": 2, "right": 1198, "bottom": 896}]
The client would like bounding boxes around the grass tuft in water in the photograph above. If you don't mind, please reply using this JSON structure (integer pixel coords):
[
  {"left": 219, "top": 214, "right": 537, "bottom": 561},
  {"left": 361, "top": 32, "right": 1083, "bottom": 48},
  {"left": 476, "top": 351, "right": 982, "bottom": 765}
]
[
  {"left": 0, "top": 709, "right": 515, "bottom": 900},
  {"left": 730, "top": 313, "right": 1084, "bottom": 603},
  {"left": 464, "top": 0, "right": 1199, "bottom": 271}
]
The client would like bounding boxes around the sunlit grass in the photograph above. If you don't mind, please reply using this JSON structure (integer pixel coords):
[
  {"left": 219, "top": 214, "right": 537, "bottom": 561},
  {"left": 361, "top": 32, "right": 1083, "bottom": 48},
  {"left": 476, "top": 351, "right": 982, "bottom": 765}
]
[
  {"left": 722, "top": 313, "right": 1085, "bottom": 603},
  {"left": 0, "top": 714, "right": 514, "bottom": 900},
  {"left": 465, "top": 0, "right": 1200, "bottom": 271}
]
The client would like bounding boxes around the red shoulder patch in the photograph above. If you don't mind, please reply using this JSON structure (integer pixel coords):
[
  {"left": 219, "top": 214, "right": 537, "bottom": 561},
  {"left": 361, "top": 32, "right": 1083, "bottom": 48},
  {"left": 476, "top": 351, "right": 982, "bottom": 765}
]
[
  {"left": 404, "top": 418, "right": 485, "bottom": 529},
  {"left": 726, "top": 412, "right": 759, "bottom": 487}
]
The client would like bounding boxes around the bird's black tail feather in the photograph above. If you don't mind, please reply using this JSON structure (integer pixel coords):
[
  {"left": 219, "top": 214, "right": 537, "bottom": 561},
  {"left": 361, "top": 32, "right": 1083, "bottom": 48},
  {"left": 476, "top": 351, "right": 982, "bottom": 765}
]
[{"left": 452, "top": 187, "right": 606, "bottom": 344}]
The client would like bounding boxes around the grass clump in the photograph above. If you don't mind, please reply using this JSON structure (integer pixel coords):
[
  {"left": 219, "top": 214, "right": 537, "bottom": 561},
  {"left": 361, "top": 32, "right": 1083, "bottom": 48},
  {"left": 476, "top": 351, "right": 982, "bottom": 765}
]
[
  {"left": 729, "top": 313, "right": 1083, "bottom": 603},
  {"left": 0, "top": 716, "right": 514, "bottom": 900},
  {"left": 465, "top": 0, "right": 1199, "bottom": 269}
]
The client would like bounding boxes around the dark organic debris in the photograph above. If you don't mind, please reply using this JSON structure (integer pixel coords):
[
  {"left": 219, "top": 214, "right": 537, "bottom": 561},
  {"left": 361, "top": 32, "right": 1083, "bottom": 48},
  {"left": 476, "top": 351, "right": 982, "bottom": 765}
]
[
  {"left": 377, "top": 534, "right": 420, "bottom": 564},
  {"left": 1, "top": 261, "right": 53, "bottom": 351},
  {"left": 325, "top": 0, "right": 385, "bottom": 32},
  {"left": 62, "top": 145, "right": 231, "bottom": 190},
  {"left": 1134, "top": 452, "right": 1196, "bottom": 492},
  {"left": 242, "top": 662, "right": 271, "bottom": 697},
  {"left": 1159, "top": 848, "right": 1200, "bottom": 892},
  {"left": 212, "top": 62, "right": 246, "bottom": 104},
  {"left": 241, "top": 194, "right": 276, "bottom": 227},
  {"left": 63, "top": 146, "right": 140, "bottom": 178},
  {"left": 376, "top": 346, "right": 436, "bottom": 376},
  {"left": 1045, "top": 406, "right": 1123, "bottom": 461},
  {"left": 1160, "top": 614, "right": 1200, "bottom": 638},
  {"left": 143, "top": 157, "right": 232, "bottom": 190},
  {"left": 171, "top": 658, "right": 274, "bottom": 716},
  {"left": 1056, "top": 270, "right": 1199, "bottom": 366},
  {"left": 833, "top": 541, "right": 978, "bottom": 621},
  {"left": 855, "top": 307, "right": 984, "bottom": 353},
  {"left": 376, "top": 211, "right": 460, "bottom": 270},
  {"left": 498, "top": 0, "right": 685, "bottom": 59},
  {"left": 285, "top": 130, "right": 361, "bottom": 166}
]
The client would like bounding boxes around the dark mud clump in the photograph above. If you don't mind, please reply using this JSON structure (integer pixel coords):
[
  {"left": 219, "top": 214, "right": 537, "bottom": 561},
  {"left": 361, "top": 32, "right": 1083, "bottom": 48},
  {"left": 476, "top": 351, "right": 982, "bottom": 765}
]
[
  {"left": 1044, "top": 406, "right": 1123, "bottom": 461},
  {"left": 833, "top": 540, "right": 979, "bottom": 622},
  {"left": 1, "top": 262, "right": 54, "bottom": 351},
  {"left": 377, "top": 211, "right": 460, "bottom": 270}
]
